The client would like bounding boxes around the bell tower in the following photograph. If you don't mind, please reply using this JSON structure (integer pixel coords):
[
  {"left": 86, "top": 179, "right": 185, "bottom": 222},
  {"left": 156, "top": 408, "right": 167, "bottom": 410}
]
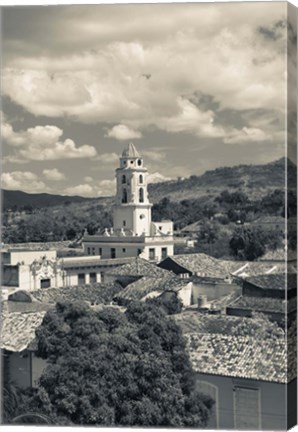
[{"left": 113, "top": 143, "right": 152, "bottom": 236}]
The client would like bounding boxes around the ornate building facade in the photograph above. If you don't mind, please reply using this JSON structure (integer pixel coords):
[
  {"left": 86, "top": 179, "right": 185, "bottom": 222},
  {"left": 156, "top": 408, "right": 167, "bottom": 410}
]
[{"left": 83, "top": 143, "right": 174, "bottom": 262}]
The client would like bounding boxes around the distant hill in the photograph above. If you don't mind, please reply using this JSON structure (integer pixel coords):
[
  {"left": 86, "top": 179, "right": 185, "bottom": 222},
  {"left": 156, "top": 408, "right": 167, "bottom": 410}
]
[
  {"left": 2, "top": 157, "right": 295, "bottom": 210},
  {"left": 148, "top": 157, "right": 296, "bottom": 203},
  {"left": 1, "top": 189, "right": 98, "bottom": 211}
]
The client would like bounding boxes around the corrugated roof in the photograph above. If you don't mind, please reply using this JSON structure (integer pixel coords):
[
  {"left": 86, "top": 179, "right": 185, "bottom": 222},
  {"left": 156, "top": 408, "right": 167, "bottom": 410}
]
[
  {"left": 244, "top": 273, "right": 296, "bottom": 291},
  {"left": 115, "top": 274, "right": 187, "bottom": 301},
  {"left": 1, "top": 311, "right": 46, "bottom": 352},
  {"left": 107, "top": 258, "right": 171, "bottom": 277},
  {"left": 186, "top": 332, "right": 290, "bottom": 383}
]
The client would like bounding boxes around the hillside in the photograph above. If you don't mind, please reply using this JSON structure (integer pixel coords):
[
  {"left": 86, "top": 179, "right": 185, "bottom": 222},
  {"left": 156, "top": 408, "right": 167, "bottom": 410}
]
[
  {"left": 148, "top": 157, "right": 296, "bottom": 203},
  {"left": 2, "top": 157, "right": 295, "bottom": 210},
  {"left": 1, "top": 189, "right": 98, "bottom": 211}
]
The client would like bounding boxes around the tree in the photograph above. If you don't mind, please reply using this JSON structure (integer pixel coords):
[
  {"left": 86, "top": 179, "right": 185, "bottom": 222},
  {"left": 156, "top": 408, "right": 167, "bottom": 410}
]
[
  {"left": 229, "top": 227, "right": 266, "bottom": 260},
  {"left": 19, "top": 302, "right": 213, "bottom": 427}
]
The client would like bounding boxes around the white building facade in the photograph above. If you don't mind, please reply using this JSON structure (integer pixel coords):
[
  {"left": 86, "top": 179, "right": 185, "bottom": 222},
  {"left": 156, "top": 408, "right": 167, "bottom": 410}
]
[{"left": 83, "top": 143, "right": 174, "bottom": 262}]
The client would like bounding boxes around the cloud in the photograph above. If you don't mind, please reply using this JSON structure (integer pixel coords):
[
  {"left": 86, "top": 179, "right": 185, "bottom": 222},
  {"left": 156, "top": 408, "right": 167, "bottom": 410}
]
[
  {"left": 1, "top": 171, "right": 47, "bottom": 192},
  {"left": 43, "top": 168, "right": 66, "bottom": 181},
  {"left": 106, "top": 124, "right": 142, "bottom": 140},
  {"left": 148, "top": 172, "right": 172, "bottom": 183},
  {"left": 94, "top": 152, "right": 119, "bottom": 163},
  {"left": 63, "top": 178, "right": 116, "bottom": 197},
  {"left": 224, "top": 127, "right": 272, "bottom": 144},
  {"left": 2, "top": 3, "right": 288, "bottom": 143},
  {"left": 3, "top": 119, "right": 97, "bottom": 162},
  {"left": 63, "top": 184, "right": 95, "bottom": 197}
]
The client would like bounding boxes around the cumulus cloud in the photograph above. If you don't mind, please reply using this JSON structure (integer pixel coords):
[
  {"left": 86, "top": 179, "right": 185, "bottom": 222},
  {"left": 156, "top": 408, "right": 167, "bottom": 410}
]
[
  {"left": 224, "top": 127, "right": 272, "bottom": 145},
  {"left": 94, "top": 153, "right": 119, "bottom": 163},
  {"left": 63, "top": 184, "right": 95, "bottom": 196},
  {"left": 1, "top": 171, "right": 47, "bottom": 192},
  {"left": 63, "top": 178, "right": 116, "bottom": 197},
  {"left": 2, "top": 3, "right": 287, "bottom": 143},
  {"left": 106, "top": 124, "right": 142, "bottom": 140},
  {"left": 43, "top": 168, "right": 66, "bottom": 181},
  {"left": 3, "top": 120, "right": 97, "bottom": 162},
  {"left": 148, "top": 172, "right": 172, "bottom": 183}
]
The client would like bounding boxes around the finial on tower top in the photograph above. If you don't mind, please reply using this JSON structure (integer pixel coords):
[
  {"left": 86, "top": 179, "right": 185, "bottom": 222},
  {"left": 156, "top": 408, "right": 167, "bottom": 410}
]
[{"left": 122, "top": 142, "right": 140, "bottom": 158}]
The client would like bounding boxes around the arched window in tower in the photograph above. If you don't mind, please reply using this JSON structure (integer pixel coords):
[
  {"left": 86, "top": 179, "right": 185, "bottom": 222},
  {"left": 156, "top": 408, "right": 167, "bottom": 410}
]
[
  {"left": 139, "top": 188, "right": 144, "bottom": 203},
  {"left": 122, "top": 188, "right": 128, "bottom": 203},
  {"left": 122, "top": 175, "right": 126, "bottom": 184},
  {"left": 139, "top": 174, "right": 143, "bottom": 184}
]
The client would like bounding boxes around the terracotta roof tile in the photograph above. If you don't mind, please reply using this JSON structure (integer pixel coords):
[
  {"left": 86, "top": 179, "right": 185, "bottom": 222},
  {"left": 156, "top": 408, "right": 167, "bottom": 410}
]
[
  {"left": 244, "top": 273, "right": 297, "bottom": 291},
  {"left": 186, "top": 333, "right": 291, "bottom": 383},
  {"left": 1, "top": 311, "right": 46, "bottom": 352},
  {"left": 107, "top": 257, "right": 171, "bottom": 277},
  {"left": 115, "top": 274, "right": 186, "bottom": 301}
]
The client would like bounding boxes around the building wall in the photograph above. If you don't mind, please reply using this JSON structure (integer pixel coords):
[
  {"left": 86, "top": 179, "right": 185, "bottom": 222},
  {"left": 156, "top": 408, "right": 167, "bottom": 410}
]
[
  {"left": 177, "top": 282, "right": 192, "bottom": 306},
  {"left": 191, "top": 282, "right": 238, "bottom": 304},
  {"left": 9, "top": 250, "right": 57, "bottom": 266},
  {"left": 195, "top": 373, "right": 288, "bottom": 430},
  {"left": 6, "top": 350, "right": 47, "bottom": 389}
]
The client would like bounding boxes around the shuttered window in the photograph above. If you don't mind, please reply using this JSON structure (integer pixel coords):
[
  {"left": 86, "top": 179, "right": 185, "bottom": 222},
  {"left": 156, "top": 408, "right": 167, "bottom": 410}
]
[
  {"left": 196, "top": 381, "right": 218, "bottom": 428},
  {"left": 234, "top": 386, "right": 261, "bottom": 430}
]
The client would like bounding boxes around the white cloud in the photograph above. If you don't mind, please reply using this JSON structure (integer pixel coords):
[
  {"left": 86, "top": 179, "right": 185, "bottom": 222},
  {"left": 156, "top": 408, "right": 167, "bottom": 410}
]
[
  {"left": 148, "top": 172, "right": 172, "bottom": 183},
  {"left": 3, "top": 120, "right": 97, "bottom": 162},
  {"left": 63, "top": 184, "right": 95, "bottom": 197},
  {"left": 43, "top": 168, "right": 66, "bottom": 181},
  {"left": 63, "top": 178, "right": 116, "bottom": 197},
  {"left": 2, "top": 3, "right": 287, "bottom": 143},
  {"left": 224, "top": 127, "right": 272, "bottom": 144},
  {"left": 106, "top": 124, "right": 142, "bottom": 140},
  {"left": 94, "top": 152, "right": 119, "bottom": 163},
  {"left": 1, "top": 171, "right": 47, "bottom": 192}
]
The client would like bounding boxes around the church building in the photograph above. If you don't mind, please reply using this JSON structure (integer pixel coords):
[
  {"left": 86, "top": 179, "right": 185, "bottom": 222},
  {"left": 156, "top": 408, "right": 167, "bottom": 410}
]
[{"left": 82, "top": 143, "right": 174, "bottom": 262}]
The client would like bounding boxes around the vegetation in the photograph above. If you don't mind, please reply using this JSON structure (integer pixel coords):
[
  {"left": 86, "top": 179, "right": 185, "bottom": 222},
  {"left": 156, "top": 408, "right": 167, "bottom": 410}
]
[
  {"left": 14, "top": 302, "right": 213, "bottom": 426},
  {"left": 3, "top": 158, "right": 294, "bottom": 261}
]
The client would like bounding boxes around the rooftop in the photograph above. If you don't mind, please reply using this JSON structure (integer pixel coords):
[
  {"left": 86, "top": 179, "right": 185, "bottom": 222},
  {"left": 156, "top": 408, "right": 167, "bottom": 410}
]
[
  {"left": 115, "top": 274, "right": 187, "bottom": 301},
  {"left": 30, "top": 283, "right": 123, "bottom": 305},
  {"left": 60, "top": 256, "right": 135, "bottom": 269},
  {"left": 186, "top": 332, "right": 290, "bottom": 383},
  {"left": 122, "top": 142, "right": 140, "bottom": 158},
  {"left": 244, "top": 273, "right": 297, "bottom": 291},
  {"left": 227, "top": 295, "right": 297, "bottom": 314},
  {"left": 107, "top": 257, "right": 172, "bottom": 277},
  {"left": 1, "top": 311, "right": 46, "bottom": 352}
]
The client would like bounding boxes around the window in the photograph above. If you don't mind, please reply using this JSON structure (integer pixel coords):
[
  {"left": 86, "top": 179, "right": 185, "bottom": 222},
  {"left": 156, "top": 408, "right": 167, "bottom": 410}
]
[
  {"left": 137, "top": 159, "right": 142, "bottom": 166},
  {"left": 130, "top": 160, "right": 134, "bottom": 164},
  {"left": 100, "top": 271, "right": 105, "bottom": 283},
  {"left": 123, "top": 220, "right": 126, "bottom": 227},
  {"left": 40, "top": 278, "right": 51, "bottom": 289},
  {"left": 159, "top": 226, "right": 163, "bottom": 231},
  {"left": 78, "top": 273, "right": 85, "bottom": 285},
  {"left": 196, "top": 381, "right": 218, "bottom": 428},
  {"left": 161, "top": 247, "right": 167, "bottom": 259},
  {"left": 139, "top": 188, "right": 144, "bottom": 203},
  {"left": 122, "top": 248, "right": 126, "bottom": 253},
  {"left": 92, "top": 247, "right": 95, "bottom": 255},
  {"left": 139, "top": 174, "right": 143, "bottom": 184},
  {"left": 137, "top": 249, "right": 142, "bottom": 256},
  {"left": 90, "top": 272, "right": 97, "bottom": 284},
  {"left": 149, "top": 248, "right": 155, "bottom": 260},
  {"left": 98, "top": 248, "right": 102, "bottom": 256},
  {"left": 122, "top": 175, "right": 126, "bottom": 184},
  {"left": 87, "top": 247, "right": 91, "bottom": 255},
  {"left": 234, "top": 387, "right": 261, "bottom": 430},
  {"left": 111, "top": 248, "right": 116, "bottom": 259},
  {"left": 122, "top": 188, "right": 128, "bottom": 203}
]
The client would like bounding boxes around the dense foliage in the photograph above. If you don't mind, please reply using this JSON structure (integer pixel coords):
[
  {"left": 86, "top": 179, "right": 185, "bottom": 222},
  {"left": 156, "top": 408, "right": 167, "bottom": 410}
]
[{"left": 16, "top": 302, "right": 213, "bottom": 426}]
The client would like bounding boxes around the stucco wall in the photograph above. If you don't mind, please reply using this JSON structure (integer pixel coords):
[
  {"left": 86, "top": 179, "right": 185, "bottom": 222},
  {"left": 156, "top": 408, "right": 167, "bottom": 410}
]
[{"left": 195, "top": 372, "right": 288, "bottom": 430}]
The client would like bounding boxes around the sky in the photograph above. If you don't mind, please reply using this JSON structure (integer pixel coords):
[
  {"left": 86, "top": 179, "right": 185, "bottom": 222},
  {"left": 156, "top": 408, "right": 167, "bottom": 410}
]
[{"left": 1, "top": 2, "right": 296, "bottom": 197}]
